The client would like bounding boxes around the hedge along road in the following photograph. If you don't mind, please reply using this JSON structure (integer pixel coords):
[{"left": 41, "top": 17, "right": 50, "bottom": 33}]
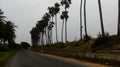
[{"left": 6, "top": 50, "right": 88, "bottom": 67}]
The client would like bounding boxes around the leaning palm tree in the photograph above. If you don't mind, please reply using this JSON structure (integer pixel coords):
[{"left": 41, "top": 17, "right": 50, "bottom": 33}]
[
  {"left": 80, "top": 0, "right": 83, "bottom": 40},
  {"left": 118, "top": 0, "right": 120, "bottom": 36},
  {"left": 61, "top": 0, "right": 71, "bottom": 43},
  {"left": 54, "top": 3, "right": 60, "bottom": 43},
  {"left": 98, "top": 0, "right": 105, "bottom": 37},
  {"left": 48, "top": 6, "right": 55, "bottom": 44}
]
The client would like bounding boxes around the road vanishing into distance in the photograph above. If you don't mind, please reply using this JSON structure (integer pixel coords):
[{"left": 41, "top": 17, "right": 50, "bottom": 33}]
[{"left": 6, "top": 50, "right": 88, "bottom": 67}]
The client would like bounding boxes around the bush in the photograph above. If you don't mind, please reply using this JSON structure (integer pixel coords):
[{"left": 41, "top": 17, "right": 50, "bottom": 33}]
[
  {"left": 92, "top": 37, "right": 108, "bottom": 48},
  {"left": 83, "top": 35, "right": 91, "bottom": 42},
  {"left": 0, "top": 46, "right": 8, "bottom": 51}
]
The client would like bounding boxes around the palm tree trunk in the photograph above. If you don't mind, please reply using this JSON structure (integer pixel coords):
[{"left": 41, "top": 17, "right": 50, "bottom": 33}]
[
  {"left": 45, "top": 28, "right": 48, "bottom": 44},
  {"left": 61, "top": 19, "right": 64, "bottom": 42},
  {"left": 50, "top": 30, "right": 53, "bottom": 44},
  {"left": 55, "top": 15, "right": 58, "bottom": 42},
  {"left": 65, "top": 8, "right": 68, "bottom": 43},
  {"left": 84, "top": 0, "right": 88, "bottom": 36},
  {"left": 48, "top": 29, "right": 51, "bottom": 44},
  {"left": 98, "top": 0, "right": 105, "bottom": 37},
  {"left": 65, "top": 20, "right": 67, "bottom": 43},
  {"left": 80, "top": 0, "right": 83, "bottom": 40},
  {"left": 118, "top": 0, "right": 120, "bottom": 36},
  {"left": 51, "top": 17, "right": 54, "bottom": 44},
  {"left": 42, "top": 32, "right": 44, "bottom": 45}
]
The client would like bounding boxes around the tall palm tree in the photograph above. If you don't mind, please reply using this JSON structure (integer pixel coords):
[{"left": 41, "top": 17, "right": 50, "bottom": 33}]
[
  {"left": 54, "top": 3, "right": 60, "bottom": 43},
  {"left": 30, "top": 27, "right": 40, "bottom": 46},
  {"left": 98, "top": 0, "right": 105, "bottom": 37},
  {"left": 118, "top": 0, "right": 120, "bottom": 36},
  {"left": 80, "top": 0, "right": 83, "bottom": 41},
  {"left": 42, "top": 13, "right": 51, "bottom": 44},
  {"left": 84, "top": 0, "right": 88, "bottom": 37},
  {"left": 60, "top": 12, "right": 65, "bottom": 42},
  {"left": 61, "top": 0, "right": 71, "bottom": 43},
  {"left": 48, "top": 6, "right": 55, "bottom": 44}
]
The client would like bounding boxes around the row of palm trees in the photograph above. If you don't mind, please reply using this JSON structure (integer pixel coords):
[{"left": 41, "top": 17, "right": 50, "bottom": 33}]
[
  {"left": 30, "top": 0, "right": 71, "bottom": 46},
  {"left": 0, "top": 9, "right": 17, "bottom": 48},
  {"left": 30, "top": 0, "right": 120, "bottom": 46}
]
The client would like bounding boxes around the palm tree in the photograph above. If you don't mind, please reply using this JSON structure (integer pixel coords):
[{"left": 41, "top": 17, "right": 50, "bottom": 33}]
[
  {"left": 5, "top": 21, "right": 17, "bottom": 47},
  {"left": 60, "top": 11, "right": 69, "bottom": 43},
  {"left": 61, "top": 0, "right": 71, "bottom": 43},
  {"left": 0, "top": 9, "right": 5, "bottom": 21},
  {"left": 0, "top": 9, "right": 6, "bottom": 46},
  {"left": 98, "top": 0, "right": 105, "bottom": 37},
  {"left": 48, "top": 7, "right": 55, "bottom": 22},
  {"left": 54, "top": 3, "right": 60, "bottom": 43},
  {"left": 84, "top": 0, "right": 88, "bottom": 37},
  {"left": 80, "top": 0, "right": 83, "bottom": 40},
  {"left": 118, "top": 0, "right": 120, "bottom": 36},
  {"left": 48, "top": 6, "right": 55, "bottom": 44},
  {"left": 60, "top": 12, "right": 65, "bottom": 42},
  {"left": 42, "top": 13, "right": 51, "bottom": 44},
  {"left": 30, "top": 27, "right": 40, "bottom": 46}
]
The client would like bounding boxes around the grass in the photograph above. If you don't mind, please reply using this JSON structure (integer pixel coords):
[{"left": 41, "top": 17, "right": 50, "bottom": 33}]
[
  {"left": 0, "top": 50, "right": 18, "bottom": 67},
  {"left": 32, "top": 35, "right": 120, "bottom": 53},
  {"left": 31, "top": 35, "right": 120, "bottom": 66}
]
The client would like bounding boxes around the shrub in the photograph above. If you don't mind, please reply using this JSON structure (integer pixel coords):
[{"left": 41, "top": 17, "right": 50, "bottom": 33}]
[
  {"left": 92, "top": 37, "right": 108, "bottom": 48},
  {"left": 83, "top": 35, "right": 91, "bottom": 42}
]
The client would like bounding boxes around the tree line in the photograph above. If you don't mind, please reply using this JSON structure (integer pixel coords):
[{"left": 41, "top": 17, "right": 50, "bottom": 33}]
[
  {"left": 30, "top": 0, "right": 71, "bottom": 46},
  {"left": 0, "top": 9, "right": 17, "bottom": 49},
  {"left": 30, "top": 0, "right": 120, "bottom": 46}
]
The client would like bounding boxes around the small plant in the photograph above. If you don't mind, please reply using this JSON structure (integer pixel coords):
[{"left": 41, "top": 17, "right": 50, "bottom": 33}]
[{"left": 83, "top": 35, "right": 91, "bottom": 42}]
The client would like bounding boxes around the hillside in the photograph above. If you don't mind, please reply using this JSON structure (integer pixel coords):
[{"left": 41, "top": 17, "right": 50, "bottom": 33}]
[{"left": 32, "top": 35, "right": 120, "bottom": 66}]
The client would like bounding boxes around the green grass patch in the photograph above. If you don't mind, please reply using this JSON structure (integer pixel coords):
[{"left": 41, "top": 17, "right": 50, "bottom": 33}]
[{"left": 0, "top": 50, "right": 18, "bottom": 67}]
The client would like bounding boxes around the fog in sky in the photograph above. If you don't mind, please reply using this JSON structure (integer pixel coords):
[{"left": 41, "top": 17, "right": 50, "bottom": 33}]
[{"left": 0, "top": 0, "right": 118, "bottom": 44}]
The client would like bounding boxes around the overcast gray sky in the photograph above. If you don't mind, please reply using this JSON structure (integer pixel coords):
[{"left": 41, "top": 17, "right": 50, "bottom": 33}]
[{"left": 0, "top": 0, "right": 118, "bottom": 44}]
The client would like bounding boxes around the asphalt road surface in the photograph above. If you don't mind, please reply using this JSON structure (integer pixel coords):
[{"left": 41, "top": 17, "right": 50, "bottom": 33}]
[{"left": 6, "top": 50, "right": 88, "bottom": 67}]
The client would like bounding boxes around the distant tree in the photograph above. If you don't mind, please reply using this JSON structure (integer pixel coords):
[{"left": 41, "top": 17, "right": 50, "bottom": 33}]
[
  {"left": 30, "top": 27, "right": 40, "bottom": 46},
  {"left": 30, "top": 13, "right": 51, "bottom": 45},
  {"left": 21, "top": 42, "right": 30, "bottom": 49},
  {"left": 98, "top": 0, "right": 105, "bottom": 37},
  {"left": 42, "top": 13, "right": 51, "bottom": 44}
]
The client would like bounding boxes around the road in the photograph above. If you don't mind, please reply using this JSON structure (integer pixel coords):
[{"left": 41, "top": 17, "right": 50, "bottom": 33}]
[{"left": 6, "top": 50, "right": 88, "bottom": 67}]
